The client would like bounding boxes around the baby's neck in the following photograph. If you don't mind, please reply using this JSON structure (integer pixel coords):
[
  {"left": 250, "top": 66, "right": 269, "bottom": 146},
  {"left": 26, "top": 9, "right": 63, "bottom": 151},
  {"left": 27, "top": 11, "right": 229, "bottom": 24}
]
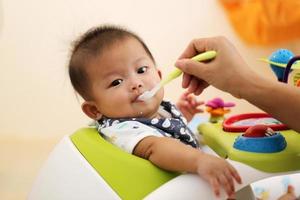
[
  {"left": 141, "top": 105, "right": 171, "bottom": 119},
  {"left": 141, "top": 111, "right": 160, "bottom": 119}
]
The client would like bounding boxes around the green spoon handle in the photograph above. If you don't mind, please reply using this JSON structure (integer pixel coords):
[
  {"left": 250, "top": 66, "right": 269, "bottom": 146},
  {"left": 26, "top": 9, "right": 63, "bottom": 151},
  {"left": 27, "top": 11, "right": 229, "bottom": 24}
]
[{"left": 160, "top": 50, "right": 217, "bottom": 86}]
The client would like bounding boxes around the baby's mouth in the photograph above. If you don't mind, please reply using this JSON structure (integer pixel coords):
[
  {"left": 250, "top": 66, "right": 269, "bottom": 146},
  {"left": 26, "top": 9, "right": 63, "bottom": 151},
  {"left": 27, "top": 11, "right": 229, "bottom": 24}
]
[{"left": 132, "top": 94, "right": 145, "bottom": 103}]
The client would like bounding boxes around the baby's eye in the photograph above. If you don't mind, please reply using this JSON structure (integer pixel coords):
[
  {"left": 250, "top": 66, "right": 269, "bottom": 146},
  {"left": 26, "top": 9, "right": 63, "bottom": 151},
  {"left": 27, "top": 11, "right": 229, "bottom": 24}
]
[
  {"left": 110, "top": 79, "right": 123, "bottom": 87},
  {"left": 137, "top": 66, "right": 148, "bottom": 74}
]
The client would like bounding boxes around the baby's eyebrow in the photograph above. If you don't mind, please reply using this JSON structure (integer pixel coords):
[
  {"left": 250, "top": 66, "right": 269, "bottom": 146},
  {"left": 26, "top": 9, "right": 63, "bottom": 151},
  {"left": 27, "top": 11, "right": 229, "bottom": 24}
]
[
  {"left": 134, "top": 56, "right": 149, "bottom": 64},
  {"left": 100, "top": 67, "right": 123, "bottom": 78},
  {"left": 102, "top": 71, "right": 118, "bottom": 78}
]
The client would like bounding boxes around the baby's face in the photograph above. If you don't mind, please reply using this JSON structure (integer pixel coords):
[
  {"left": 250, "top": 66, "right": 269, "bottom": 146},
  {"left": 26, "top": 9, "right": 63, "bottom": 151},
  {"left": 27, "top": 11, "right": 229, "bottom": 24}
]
[{"left": 86, "top": 37, "right": 164, "bottom": 119}]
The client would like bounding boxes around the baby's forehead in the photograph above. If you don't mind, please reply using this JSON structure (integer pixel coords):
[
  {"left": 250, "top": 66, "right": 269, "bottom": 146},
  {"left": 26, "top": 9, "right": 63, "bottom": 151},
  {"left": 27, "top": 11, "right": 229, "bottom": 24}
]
[
  {"left": 85, "top": 37, "right": 154, "bottom": 76},
  {"left": 90, "top": 43, "right": 151, "bottom": 67}
]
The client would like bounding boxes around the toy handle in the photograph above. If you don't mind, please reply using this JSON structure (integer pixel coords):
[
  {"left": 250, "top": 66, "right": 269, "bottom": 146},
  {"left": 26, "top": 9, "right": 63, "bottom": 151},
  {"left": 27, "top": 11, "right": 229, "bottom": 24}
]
[{"left": 282, "top": 56, "right": 300, "bottom": 83}]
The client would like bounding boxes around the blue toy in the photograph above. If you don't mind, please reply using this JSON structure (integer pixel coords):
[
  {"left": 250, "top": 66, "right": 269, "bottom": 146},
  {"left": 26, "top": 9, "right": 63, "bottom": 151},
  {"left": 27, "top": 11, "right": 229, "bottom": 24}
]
[
  {"left": 233, "top": 132, "right": 287, "bottom": 153},
  {"left": 269, "top": 49, "right": 294, "bottom": 81},
  {"left": 233, "top": 124, "right": 287, "bottom": 153},
  {"left": 260, "top": 49, "right": 300, "bottom": 84}
]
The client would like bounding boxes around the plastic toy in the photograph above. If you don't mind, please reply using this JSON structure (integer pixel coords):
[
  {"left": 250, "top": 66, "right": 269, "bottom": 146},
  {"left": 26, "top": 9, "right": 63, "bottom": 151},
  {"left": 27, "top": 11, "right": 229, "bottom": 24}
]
[
  {"left": 268, "top": 49, "right": 294, "bottom": 81},
  {"left": 243, "top": 124, "right": 277, "bottom": 137},
  {"left": 223, "top": 113, "right": 288, "bottom": 132},
  {"left": 205, "top": 97, "right": 235, "bottom": 123},
  {"left": 296, "top": 77, "right": 300, "bottom": 87},
  {"left": 260, "top": 49, "right": 300, "bottom": 86},
  {"left": 138, "top": 51, "right": 217, "bottom": 101},
  {"left": 233, "top": 125, "right": 287, "bottom": 153},
  {"left": 199, "top": 116, "right": 300, "bottom": 172}
]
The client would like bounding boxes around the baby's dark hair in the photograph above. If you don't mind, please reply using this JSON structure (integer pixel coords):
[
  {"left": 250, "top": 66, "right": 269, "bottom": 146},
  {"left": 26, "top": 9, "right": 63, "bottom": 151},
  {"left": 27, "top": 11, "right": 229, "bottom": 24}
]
[{"left": 68, "top": 24, "right": 155, "bottom": 100}]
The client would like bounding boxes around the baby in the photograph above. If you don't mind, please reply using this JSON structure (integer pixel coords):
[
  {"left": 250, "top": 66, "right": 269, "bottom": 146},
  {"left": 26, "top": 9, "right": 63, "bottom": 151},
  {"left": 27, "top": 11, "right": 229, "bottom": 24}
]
[{"left": 68, "top": 25, "right": 241, "bottom": 197}]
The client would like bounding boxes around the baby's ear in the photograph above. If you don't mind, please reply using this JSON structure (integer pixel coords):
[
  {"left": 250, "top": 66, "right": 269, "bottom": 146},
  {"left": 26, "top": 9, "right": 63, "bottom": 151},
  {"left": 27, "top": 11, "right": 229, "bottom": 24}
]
[
  {"left": 81, "top": 101, "right": 102, "bottom": 120},
  {"left": 157, "top": 69, "right": 162, "bottom": 79}
]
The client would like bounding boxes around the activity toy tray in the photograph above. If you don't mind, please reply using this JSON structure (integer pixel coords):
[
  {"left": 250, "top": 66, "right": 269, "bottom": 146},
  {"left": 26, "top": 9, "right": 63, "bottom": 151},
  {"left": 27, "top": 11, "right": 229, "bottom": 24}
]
[{"left": 198, "top": 122, "right": 300, "bottom": 173}]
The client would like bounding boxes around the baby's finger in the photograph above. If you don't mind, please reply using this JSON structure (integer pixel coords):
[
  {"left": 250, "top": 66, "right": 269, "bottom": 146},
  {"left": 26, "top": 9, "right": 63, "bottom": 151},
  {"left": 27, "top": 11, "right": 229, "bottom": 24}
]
[
  {"left": 194, "top": 107, "right": 204, "bottom": 113},
  {"left": 225, "top": 169, "right": 235, "bottom": 192},
  {"left": 182, "top": 90, "right": 190, "bottom": 98},
  {"left": 186, "top": 94, "right": 196, "bottom": 106},
  {"left": 228, "top": 164, "right": 242, "bottom": 184},
  {"left": 184, "top": 104, "right": 202, "bottom": 114},
  {"left": 179, "top": 100, "right": 189, "bottom": 107},
  {"left": 195, "top": 104, "right": 204, "bottom": 109},
  {"left": 209, "top": 177, "right": 221, "bottom": 197},
  {"left": 183, "top": 109, "right": 193, "bottom": 118},
  {"left": 195, "top": 100, "right": 205, "bottom": 106},
  {"left": 218, "top": 174, "right": 233, "bottom": 196},
  {"left": 190, "top": 98, "right": 197, "bottom": 107},
  {"left": 287, "top": 185, "right": 295, "bottom": 194}
]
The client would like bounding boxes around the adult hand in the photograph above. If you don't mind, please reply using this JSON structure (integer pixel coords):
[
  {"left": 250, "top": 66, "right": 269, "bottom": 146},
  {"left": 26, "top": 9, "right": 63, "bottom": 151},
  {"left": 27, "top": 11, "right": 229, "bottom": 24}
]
[
  {"left": 175, "top": 37, "right": 300, "bottom": 133},
  {"left": 175, "top": 36, "right": 254, "bottom": 98}
]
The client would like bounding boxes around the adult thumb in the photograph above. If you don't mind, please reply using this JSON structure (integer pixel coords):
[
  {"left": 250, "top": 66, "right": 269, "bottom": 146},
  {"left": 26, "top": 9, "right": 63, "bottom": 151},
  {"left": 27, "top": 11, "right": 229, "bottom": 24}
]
[{"left": 175, "top": 59, "right": 207, "bottom": 79}]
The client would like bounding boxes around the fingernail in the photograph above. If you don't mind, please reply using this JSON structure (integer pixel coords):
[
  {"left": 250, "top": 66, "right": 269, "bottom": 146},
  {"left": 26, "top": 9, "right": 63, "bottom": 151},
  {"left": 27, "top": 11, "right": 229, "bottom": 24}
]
[
  {"left": 175, "top": 60, "right": 183, "bottom": 67},
  {"left": 175, "top": 59, "right": 189, "bottom": 67}
]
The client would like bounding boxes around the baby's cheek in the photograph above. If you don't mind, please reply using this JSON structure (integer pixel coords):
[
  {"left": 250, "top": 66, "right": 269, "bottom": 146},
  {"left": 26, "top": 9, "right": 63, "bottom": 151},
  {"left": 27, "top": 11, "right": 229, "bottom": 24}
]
[{"left": 157, "top": 88, "right": 164, "bottom": 100}]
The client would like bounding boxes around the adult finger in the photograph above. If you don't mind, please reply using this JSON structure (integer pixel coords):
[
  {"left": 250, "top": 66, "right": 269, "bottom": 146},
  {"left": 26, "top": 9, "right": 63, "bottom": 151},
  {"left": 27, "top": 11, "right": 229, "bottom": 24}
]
[
  {"left": 187, "top": 76, "right": 200, "bottom": 94},
  {"left": 182, "top": 73, "right": 192, "bottom": 89},
  {"left": 176, "top": 59, "right": 208, "bottom": 81},
  {"left": 177, "top": 38, "right": 215, "bottom": 59},
  {"left": 194, "top": 82, "right": 207, "bottom": 95}
]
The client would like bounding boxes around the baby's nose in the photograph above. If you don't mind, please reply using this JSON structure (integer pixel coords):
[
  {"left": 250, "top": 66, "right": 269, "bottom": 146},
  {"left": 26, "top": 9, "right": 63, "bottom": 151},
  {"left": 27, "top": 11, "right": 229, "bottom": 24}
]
[{"left": 131, "top": 83, "right": 143, "bottom": 91}]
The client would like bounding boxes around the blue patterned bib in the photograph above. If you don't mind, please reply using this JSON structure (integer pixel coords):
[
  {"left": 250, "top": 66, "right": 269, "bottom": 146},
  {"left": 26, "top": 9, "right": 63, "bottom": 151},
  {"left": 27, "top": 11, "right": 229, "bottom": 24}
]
[{"left": 98, "top": 101, "right": 199, "bottom": 148}]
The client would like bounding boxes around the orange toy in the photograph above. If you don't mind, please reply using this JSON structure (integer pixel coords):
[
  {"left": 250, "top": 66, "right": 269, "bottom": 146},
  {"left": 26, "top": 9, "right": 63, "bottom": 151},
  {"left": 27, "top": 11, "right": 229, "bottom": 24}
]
[{"left": 220, "top": 0, "right": 300, "bottom": 46}]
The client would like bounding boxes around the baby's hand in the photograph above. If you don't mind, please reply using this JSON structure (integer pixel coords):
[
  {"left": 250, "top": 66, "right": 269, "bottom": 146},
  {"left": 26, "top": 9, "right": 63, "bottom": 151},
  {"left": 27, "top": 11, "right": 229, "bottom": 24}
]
[
  {"left": 176, "top": 91, "right": 204, "bottom": 122},
  {"left": 278, "top": 185, "right": 296, "bottom": 200},
  {"left": 195, "top": 153, "right": 242, "bottom": 197}
]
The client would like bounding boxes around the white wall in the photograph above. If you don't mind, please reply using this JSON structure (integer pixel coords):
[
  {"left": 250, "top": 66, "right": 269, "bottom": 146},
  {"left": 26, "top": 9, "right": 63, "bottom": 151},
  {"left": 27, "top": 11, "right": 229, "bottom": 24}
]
[{"left": 1, "top": 0, "right": 299, "bottom": 136}]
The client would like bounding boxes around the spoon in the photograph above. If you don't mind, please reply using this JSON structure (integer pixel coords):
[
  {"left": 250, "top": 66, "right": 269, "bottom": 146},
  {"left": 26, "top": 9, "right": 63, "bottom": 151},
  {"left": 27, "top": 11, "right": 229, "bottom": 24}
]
[{"left": 138, "top": 50, "right": 217, "bottom": 101}]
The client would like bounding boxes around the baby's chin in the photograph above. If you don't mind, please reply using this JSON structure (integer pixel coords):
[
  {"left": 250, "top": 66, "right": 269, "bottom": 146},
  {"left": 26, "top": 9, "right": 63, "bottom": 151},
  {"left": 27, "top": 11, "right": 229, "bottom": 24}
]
[
  {"left": 127, "top": 102, "right": 161, "bottom": 119},
  {"left": 136, "top": 110, "right": 160, "bottom": 119}
]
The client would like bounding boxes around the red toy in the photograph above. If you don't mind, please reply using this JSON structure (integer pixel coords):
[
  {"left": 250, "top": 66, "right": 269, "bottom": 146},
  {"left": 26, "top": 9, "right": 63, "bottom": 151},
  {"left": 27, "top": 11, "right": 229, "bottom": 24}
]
[{"left": 243, "top": 125, "right": 276, "bottom": 138}]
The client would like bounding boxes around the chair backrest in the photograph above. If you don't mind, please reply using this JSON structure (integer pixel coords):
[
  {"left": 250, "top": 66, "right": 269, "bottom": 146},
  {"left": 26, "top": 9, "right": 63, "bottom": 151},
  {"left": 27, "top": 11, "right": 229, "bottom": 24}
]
[{"left": 70, "top": 128, "right": 178, "bottom": 200}]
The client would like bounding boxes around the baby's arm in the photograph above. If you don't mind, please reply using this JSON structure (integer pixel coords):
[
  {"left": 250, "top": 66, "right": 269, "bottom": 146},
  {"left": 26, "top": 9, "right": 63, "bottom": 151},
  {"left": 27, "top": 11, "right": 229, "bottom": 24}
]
[{"left": 133, "top": 136, "right": 241, "bottom": 197}]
